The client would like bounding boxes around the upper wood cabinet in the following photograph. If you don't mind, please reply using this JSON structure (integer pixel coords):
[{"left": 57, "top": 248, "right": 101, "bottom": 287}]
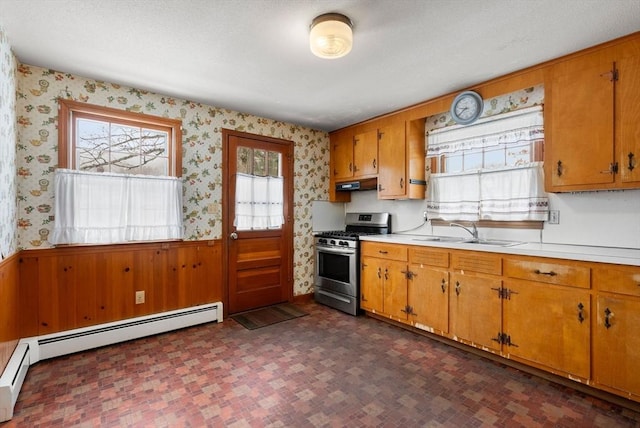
[
  {"left": 546, "top": 37, "right": 640, "bottom": 191},
  {"left": 331, "top": 130, "right": 377, "bottom": 181},
  {"left": 329, "top": 119, "right": 426, "bottom": 201}
]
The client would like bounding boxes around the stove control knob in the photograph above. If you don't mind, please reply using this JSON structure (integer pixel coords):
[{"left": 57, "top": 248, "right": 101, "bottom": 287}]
[
  {"left": 330, "top": 240, "right": 336, "bottom": 245},
  {"left": 338, "top": 240, "right": 349, "bottom": 246},
  {"left": 318, "top": 238, "right": 327, "bottom": 244}
]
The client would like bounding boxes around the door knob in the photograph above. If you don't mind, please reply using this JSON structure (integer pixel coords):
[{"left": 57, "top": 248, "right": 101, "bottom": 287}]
[{"left": 230, "top": 232, "right": 238, "bottom": 240}]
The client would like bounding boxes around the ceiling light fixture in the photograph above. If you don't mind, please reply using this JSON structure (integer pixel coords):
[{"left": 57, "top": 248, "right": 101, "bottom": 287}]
[{"left": 309, "top": 13, "right": 353, "bottom": 59}]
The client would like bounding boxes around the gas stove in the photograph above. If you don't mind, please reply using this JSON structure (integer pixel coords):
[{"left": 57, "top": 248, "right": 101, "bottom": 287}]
[{"left": 314, "top": 212, "right": 390, "bottom": 315}]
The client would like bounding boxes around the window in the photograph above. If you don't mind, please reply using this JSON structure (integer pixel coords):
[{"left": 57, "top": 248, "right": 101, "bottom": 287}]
[
  {"left": 57, "top": 99, "right": 181, "bottom": 175},
  {"left": 234, "top": 146, "right": 284, "bottom": 231},
  {"left": 426, "top": 106, "right": 548, "bottom": 223},
  {"left": 51, "top": 99, "right": 184, "bottom": 245}
]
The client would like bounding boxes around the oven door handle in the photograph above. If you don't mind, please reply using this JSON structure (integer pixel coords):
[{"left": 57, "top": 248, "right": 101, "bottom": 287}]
[{"left": 316, "top": 246, "right": 356, "bottom": 255}]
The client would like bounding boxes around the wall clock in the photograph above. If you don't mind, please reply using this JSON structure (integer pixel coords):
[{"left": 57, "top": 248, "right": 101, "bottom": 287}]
[{"left": 450, "top": 90, "right": 484, "bottom": 125}]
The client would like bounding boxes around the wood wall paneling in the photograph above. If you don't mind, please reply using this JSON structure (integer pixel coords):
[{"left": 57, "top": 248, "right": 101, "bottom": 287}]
[
  {"left": 15, "top": 240, "right": 223, "bottom": 337},
  {"left": 0, "top": 254, "right": 20, "bottom": 373}
]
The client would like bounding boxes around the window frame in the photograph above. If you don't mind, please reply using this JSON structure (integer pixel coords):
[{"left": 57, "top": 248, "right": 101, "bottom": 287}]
[{"left": 58, "top": 99, "right": 182, "bottom": 177}]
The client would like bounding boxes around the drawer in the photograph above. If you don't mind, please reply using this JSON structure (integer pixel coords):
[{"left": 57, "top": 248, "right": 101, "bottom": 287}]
[
  {"left": 451, "top": 251, "right": 501, "bottom": 275},
  {"left": 361, "top": 242, "right": 408, "bottom": 261},
  {"left": 504, "top": 257, "right": 590, "bottom": 289},
  {"left": 409, "top": 247, "right": 449, "bottom": 268},
  {"left": 593, "top": 264, "right": 640, "bottom": 296}
]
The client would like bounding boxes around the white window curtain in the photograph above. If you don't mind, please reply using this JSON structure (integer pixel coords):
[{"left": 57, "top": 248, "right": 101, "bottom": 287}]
[
  {"left": 426, "top": 106, "right": 548, "bottom": 222},
  {"left": 427, "top": 106, "right": 544, "bottom": 157},
  {"left": 426, "top": 164, "right": 548, "bottom": 222},
  {"left": 50, "top": 169, "right": 183, "bottom": 245},
  {"left": 234, "top": 173, "right": 284, "bottom": 230}
]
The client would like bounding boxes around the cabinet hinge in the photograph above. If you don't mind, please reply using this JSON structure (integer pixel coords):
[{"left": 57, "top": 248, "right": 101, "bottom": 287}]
[
  {"left": 492, "top": 287, "right": 517, "bottom": 300},
  {"left": 491, "top": 332, "right": 518, "bottom": 347}
]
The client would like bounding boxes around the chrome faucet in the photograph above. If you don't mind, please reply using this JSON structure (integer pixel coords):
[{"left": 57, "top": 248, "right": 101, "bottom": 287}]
[{"left": 449, "top": 222, "right": 478, "bottom": 241}]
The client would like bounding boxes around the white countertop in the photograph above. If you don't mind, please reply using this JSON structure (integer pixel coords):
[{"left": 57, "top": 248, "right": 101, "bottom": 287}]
[{"left": 360, "top": 234, "right": 640, "bottom": 267}]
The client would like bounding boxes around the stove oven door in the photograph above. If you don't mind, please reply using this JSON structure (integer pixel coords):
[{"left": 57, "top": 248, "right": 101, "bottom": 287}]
[{"left": 315, "top": 244, "right": 357, "bottom": 296}]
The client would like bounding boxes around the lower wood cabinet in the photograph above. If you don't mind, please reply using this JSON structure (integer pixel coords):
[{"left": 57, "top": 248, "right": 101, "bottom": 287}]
[
  {"left": 449, "top": 272, "right": 502, "bottom": 352},
  {"left": 359, "top": 241, "right": 640, "bottom": 404},
  {"left": 502, "top": 279, "right": 591, "bottom": 379},
  {"left": 593, "top": 295, "right": 640, "bottom": 398}
]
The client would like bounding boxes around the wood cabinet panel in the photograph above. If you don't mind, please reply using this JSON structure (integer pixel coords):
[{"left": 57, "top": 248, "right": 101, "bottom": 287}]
[
  {"left": 331, "top": 133, "right": 354, "bottom": 180},
  {"left": 548, "top": 49, "right": 615, "bottom": 188},
  {"left": 451, "top": 251, "right": 502, "bottom": 275},
  {"left": 593, "top": 295, "right": 640, "bottom": 397},
  {"left": 361, "top": 242, "right": 407, "bottom": 261},
  {"left": 377, "top": 124, "right": 406, "bottom": 198},
  {"left": 503, "top": 279, "right": 590, "bottom": 379},
  {"left": 382, "top": 260, "right": 409, "bottom": 321},
  {"left": 360, "top": 256, "right": 384, "bottom": 313},
  {"left": 408, "top": 265, "right": 449, "bottom": 333},
  {"left": 504, "top": 256, "right": 590, "bottom": 289},
  {"left": 593, "top": 264, "right": 640, "bottom": 297},
  {"left": 409, "top": 247, "right": 449, "bottom": 268},
  {"left": 618, "top": 50, "right": 640, "bottom": 184},
  {"left": 353, "top": 130, "right": 378, "bottom": 177},
  {"left": 449, "top": 272, "right": 502, "bottom": 352}
]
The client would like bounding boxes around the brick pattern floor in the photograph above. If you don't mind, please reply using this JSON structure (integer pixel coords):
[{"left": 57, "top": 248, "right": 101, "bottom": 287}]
[{"left": 4, "top": 302, "right": 640, "bottom": 427}]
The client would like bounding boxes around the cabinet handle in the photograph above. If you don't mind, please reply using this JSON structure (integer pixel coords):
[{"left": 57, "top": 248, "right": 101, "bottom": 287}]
[
  {"left": 440, "top": 278, "right": 446, "bottom": 293},
  {"left": 377, "top": 267, "right": 381, "bottom": 279},
  {"left": 534, "top": 269, "right": 557, "bottom": 277},
  {"left": 400, "top": 178, "right": 404, "bottom": 189},
  {"left": 629, "top": 152, "right": 636, "bottom": 171},
  {"left": 401, "top": 270, "right": 416, "bottom": 280},
  {"left": 577, "top": 302, "right": 585, "bottom": 323},
  {"left": 556, "top": 160, "right": 563, "bottom": 177},
  {"left": 455, "top": 281, "right": 461, "bottom": 296},
  {"left": 372, "top": 159, "right": 376, "bottom": 169},
  {"left": 384, "top": 268, "right": 389, "bottom": 280},
  {"left": 353, "top": 164, "right": 359, "bottom": 172},
  {"left": 604, "top": 307, "right": 614, "bottom": 329}
]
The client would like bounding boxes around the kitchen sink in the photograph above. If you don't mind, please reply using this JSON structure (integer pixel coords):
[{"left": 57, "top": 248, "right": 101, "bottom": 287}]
[
  {"left": 462, "top": 239, "right": 524, "bottom": 247},
  {"left": 411, "top": 236, "right": 465, "bottom": 243}
]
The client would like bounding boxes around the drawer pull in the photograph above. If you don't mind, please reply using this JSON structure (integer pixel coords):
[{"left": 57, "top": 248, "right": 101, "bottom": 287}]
[
  {"left": 455, "top": 281, "right": 461, "bottom": 296},
  {"left": 534, "top": 269, "right": 557, "bottom": 277},
  {"left": 604, "top": 307, "right": 614, "bottom": 329},
  {"left": 377, "top": 267, "right": 381, "bottom": 279},
  {"left": 378, "top": 250, "right": 388, "bottom": 254},
  {"left": 577, "top": 302, "right": 585, "bottom": 323}
]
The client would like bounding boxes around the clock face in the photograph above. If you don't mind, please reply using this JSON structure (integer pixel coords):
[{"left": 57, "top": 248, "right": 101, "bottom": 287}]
[{"left": 451, "top": 91, "right": 483, "bottom": 125}]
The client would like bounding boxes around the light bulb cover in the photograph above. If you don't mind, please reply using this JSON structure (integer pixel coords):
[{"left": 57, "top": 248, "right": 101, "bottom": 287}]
[{"left": 310, "top": 13, "right": 353, "bottom": 59}]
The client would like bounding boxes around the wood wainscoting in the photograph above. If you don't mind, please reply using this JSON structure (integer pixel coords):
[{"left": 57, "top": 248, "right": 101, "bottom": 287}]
[
  {"left": 17, "top": 240, "right": 223, "bottom": 338},
  {"left": 0, "top": 253, "right": 20, "bottom": 373}
]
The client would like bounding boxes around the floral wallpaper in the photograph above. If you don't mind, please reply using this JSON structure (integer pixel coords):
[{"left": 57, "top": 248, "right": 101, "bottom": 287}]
[
  {"left": 15, "top": 64, "right": 330, "bottom": 295},
  {"left": 0, "top": 26, "right": 18, "bottom": 260}
]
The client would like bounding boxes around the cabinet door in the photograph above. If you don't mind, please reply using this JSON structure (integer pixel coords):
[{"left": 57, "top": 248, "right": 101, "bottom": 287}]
[
  {"left": 618, "top": 52, "right": 640, "bottom": 184},
  {"left": 408, "top": 265, "right": 449, "bottom": 333},
  {"left": 377, "top": 124, "right": 407, "bottom": 198},
  {"left": 383, "top": 260, "right": 408, "bottom": 321},
  {"left": 331, "top": 134, "right": 354, "bottom": 180},
  {"left": 549, "top": 51, "right": 615, "bottom": 188},
  {"left": 594, "top": 295, "right": 640, "bottom": 397},
  {"left": 360, "top": 256, "right": 383, "bottom": 313},
  {"left": 353, "top": 130, "right": 378, "bottom": 177},
  {"left": 503, "top": 280, "right": 590, "bottom": 379},
  {"left": 449, "top": 272, "right": 502, "bottom": 352}
]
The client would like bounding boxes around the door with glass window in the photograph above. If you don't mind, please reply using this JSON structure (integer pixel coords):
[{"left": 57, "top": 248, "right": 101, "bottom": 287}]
[{"left": 222, "top": 129, "right": 293, "bottom": 314}]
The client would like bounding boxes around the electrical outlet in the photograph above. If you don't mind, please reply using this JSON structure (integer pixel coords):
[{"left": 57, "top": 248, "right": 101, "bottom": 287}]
[
  {"left": 135, "top": 290, "right": 145, "bottom": 304},
  {"left": 423, "top": 211, "right": 428, "bottom": 220},
  {"left": 548, "top": 210, "right": 560, "bottom": 224}
]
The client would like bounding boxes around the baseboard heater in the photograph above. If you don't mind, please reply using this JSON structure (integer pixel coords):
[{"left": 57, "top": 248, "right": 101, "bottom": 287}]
[{"left": 0, "top": 302, "right": 222, "bottom": 422}]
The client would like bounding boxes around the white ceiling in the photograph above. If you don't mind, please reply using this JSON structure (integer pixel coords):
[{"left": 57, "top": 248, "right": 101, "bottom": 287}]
[{"left": 1, "top": 0, "right": 639, "bottom": 132}]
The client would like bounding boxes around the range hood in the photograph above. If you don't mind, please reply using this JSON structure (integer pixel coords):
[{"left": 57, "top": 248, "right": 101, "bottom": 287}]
[{"left": 335, "top": 177, "right": 377, "bottom": 191}]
